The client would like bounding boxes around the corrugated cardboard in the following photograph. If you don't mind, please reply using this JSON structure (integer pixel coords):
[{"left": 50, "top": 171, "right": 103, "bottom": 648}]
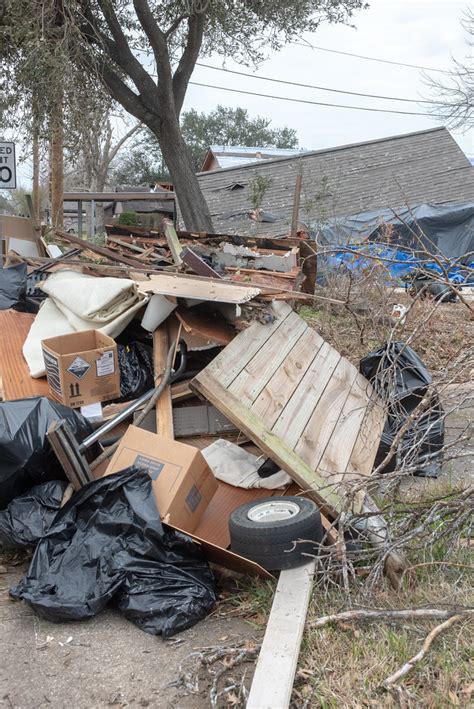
[
  {"left": 104, "top": 427, "right": 277, "bottom": 578},
  {"left": 104, "top": 426, "right": 218, "bottom": 532},
  {"left": 42, "top": 330, "right": 120, "bottom": 408}
]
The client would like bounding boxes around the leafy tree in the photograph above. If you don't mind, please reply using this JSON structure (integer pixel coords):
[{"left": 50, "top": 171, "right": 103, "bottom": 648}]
[
  {"left": 181, "top": 105, "right": 299, "bottom": 170},
  {"left": 13, "top": 0, "right": 365, "bottom": 232},
  {"left": 111, "top": 105, "right": 298, "bottom": 181}
]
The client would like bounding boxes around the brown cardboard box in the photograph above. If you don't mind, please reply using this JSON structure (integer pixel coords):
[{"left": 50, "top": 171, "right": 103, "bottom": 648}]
[
  {"left": 104, "top": 426, "right": 218, "bottom": 532},
  {"left": 42, "top": 330, "right": 120, "bottom": 408}
]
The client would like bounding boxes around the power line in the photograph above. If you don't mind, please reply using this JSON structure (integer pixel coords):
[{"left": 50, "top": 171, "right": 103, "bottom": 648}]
[
  {"left": 293, "top": 42, "right": 452, "bottom": 74},
  {"left": 188, "top": 81, "right": 441, "bottom": 118},
  {"left": 196, "top": 62, "right": 435, "bottom": 104}
]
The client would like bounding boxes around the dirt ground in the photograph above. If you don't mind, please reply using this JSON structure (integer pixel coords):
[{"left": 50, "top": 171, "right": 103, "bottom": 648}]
[{"left": 0, "top": 570, "right": 262, "bottom": 709}]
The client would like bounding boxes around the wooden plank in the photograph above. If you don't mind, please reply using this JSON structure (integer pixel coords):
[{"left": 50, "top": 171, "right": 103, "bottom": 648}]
[
  {"left": 191, "top": 371, "right": 341, "bottom": 513},
  {"left": 141, "top": 272, "right": 262, "bottom": 304},
  {"left": 163, "top": 219, "right": 183, "bottom": 265},
  {"left": 317, "top": 373, "right": 376, "bottom": 494},
  {"left": 54, "top": 229, "right": 156, "bottom": 270},
  {"left": 246, "top": 559, "right": 316, "bottom": 709},
  {"left": 271, "top": 341, "right": 340, "bottom": 449},
  {"left": 345, "top": 394, "right": 386, "bottom": 479},
  {"left": 64, "top": 191, "right": 175, "bottom": 201},
  {"left": 107, "top": 235, "right": 157, "bottom": 254},
  {"left": 191, "top": 307, "right": 385, "bottom": 515},
  {"left": 0, "top": 215, "right": 37, "bottom": 241},
  {"left": 251, "top": 327, "right": 324, "bottom": 428},
  {"left": 0, "top": 310, "right": 50, "bottom": 400},
  {"left": 175, "top": 307, "right": 234, "bottom": 347},
  {"left": 228, "top": 312, "right": 307, "bottom": 406},
  {"left": 200, "top": 301, "right": 293, "bottom": 389},
  {"left": 153, "top": 324, "right": 174, "bottom": 438},
  {"left": 294, "top": 359, "right": 358, "bottom": 471}
]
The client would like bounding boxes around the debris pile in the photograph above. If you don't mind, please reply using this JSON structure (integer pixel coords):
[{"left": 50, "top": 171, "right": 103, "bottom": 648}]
[{"left": 0, "top": 215, "right": 445, "bottom": 653}]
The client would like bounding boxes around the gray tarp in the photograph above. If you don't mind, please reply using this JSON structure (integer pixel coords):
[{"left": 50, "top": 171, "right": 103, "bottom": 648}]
[{"left": 314, "top": 202, "right": 474, "bottom": 262}]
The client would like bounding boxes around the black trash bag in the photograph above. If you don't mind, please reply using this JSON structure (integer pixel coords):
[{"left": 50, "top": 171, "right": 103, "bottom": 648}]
[
  {"left": 116, "top": 341, "right": 154, "bottom": 403},
  {"left": 0, "top": 480, "right": 67, "bottom": 548},
  {"left": 11, "top": 468, "right": 217, "bottom": 638},
  {"left": 257, "top": 458, "right": 281, "bottom": 479},
  {"left": 360, "top": 342, "right": 445, "bottom": 478},
  {"left": 0, "top": 397, "right": 98, "bottom": 509},
  {"left": 0, "top": 262, "right": 28, "bottom": 310}
]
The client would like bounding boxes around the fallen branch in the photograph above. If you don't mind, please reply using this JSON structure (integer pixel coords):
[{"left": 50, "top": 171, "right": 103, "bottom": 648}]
[
  {"left": 308, "top": 607, "right": 474, "bottom": 629},
  {"left": 383, "top": 613, "right": 470, "bottom": 688}
]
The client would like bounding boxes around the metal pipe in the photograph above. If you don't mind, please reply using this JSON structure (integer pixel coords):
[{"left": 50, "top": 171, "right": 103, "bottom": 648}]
[{"left": 79, "top": 341, "right": 187, "bottom": 452}]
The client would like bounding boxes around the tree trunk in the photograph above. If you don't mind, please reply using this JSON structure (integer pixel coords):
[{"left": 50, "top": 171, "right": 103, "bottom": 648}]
[
  {"left": 50, "top": 105, "right": 64, "bottom": 228},
  {"left": 157, "top": 116, "right": 214, "bottom": 233},
  {"left": 32, "top": 127, "right": 40, "bottom": 222}
]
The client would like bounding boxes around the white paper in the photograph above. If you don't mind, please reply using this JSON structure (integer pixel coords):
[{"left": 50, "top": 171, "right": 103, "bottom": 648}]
[{"left": 80, "top": 401, "right": 103, "bottom": 422}]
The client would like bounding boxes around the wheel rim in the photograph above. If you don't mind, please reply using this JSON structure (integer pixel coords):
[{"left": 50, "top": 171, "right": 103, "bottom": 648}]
[{"left": 247, "top": 500, "right": 301, "bottom": 523}]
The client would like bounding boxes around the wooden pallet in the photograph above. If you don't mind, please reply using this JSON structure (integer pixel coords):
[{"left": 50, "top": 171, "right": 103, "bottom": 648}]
[{"left": 191, "top": 302, "right": 385, "bottom": 515}]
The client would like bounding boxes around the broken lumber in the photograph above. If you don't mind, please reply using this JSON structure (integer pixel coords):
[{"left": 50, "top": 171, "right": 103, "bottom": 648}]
[
  {"left": 247, "top": 559, "right": 316, "bottom": 709},
  {"left": 163, "top": 219, "right": 183, "bottom": 266},
  {"left": 153, "top": 323, "right": 174, "bottom": 437},
  {"left": 54, "top": 229, "right": 156, "bottom": 270}
]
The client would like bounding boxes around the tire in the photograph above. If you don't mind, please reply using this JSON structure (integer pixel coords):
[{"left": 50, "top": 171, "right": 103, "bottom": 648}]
[{"left": 229, "top": 496, "right": 323, "bottom": 571}]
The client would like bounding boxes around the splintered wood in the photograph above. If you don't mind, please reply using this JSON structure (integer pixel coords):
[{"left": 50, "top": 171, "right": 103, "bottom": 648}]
[{"left": 191, "top": 302, "right": 385, "bottom": 514}]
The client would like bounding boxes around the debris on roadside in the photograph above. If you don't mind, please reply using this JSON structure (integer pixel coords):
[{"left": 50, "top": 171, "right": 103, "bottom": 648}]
[
  {"left": 0, "top": 214, "right": 454, "bottom": 653},
  {"left": 360, "top": 342, "right": 445, "bottom": 478}
]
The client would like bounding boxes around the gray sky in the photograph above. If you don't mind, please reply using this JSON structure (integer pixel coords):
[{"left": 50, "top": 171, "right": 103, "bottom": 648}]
[{"left": 184, "top": 0, "right": 473, "bottom": 157}]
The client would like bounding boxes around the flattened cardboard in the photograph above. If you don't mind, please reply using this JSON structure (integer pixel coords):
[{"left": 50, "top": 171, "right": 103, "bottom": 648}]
[
  {"left": 104, "top": 426, "right": 218, "bottom": 532},
  {"left": 42, "top": 330, "right": 120, "bottom": 408}
]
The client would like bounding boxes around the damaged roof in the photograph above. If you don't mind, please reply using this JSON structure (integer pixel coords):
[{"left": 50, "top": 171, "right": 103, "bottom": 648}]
[
  {"left": 183, "top": 127, "right": 474, "bottom": 237},
  {"left": 201, "top": 145, "right": 308, "bottom": 171}
]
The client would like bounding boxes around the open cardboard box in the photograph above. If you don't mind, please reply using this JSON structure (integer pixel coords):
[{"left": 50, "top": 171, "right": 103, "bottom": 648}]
[
  {"left": 42, "top": 330, "right": 120, "bottom": 408},
  {"left": 103, "top": 425, "right": 282, "bottom": 579}
]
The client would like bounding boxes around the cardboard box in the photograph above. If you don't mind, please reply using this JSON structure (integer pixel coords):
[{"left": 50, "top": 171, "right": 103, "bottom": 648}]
[
  {"left": 42, "top": 330, "right": 120, "bottom": 408},
  {"left": 104, "top": 426, "right": 218, "bottom": 532}
]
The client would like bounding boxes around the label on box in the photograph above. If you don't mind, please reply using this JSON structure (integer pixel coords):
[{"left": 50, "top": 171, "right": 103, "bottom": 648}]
[
  {"left": 134, "top": 454, "right": 165, "bottom": 480},
  {"left": 96, "top": 350, "right": 115, "bottom": 377},
  {"left": 67, "top": 356, "right": 91, "bottom": 380},
  {"left": 43, "top": 350, "right": 62, "bottom": 395},
  {"left": 185, "top": 484, "right": 203, "bottom": 513}
]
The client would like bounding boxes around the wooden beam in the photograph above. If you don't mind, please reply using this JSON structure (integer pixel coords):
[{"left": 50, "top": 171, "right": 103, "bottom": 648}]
[
  {"left": 63, "top": 191, "right": 175, "bottom": 202},
  {"left": 247, "top": 559, "right": 316, "bottom": 709},
  {"left": 54, "top": 229, "right": 156, "bottom": 270},
  {"left": 163, "top": 219, "right": 183, "bottom": 265},
  {"left": 153, "top": 324, "right": 174, "bottom": 438},
  {"left": 290, "top": 174, "right": 302, "bottom": 239}
]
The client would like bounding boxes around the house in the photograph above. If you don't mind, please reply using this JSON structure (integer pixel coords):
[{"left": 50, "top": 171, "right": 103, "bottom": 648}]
[
  {"left": 185, "top": 128, "right": 474, "bottom": 237},
  {"left": 200, "top": 145, "right": 308, "bottom": 172}
]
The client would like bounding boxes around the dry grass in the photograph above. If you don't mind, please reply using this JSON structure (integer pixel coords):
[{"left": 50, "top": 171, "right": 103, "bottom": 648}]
[
  {"left": 221, "top": 543, "right": 473, "bottom": 708},
  {"left": 300, "top": 281, "right": 473, "bottom": 379},
  {"left": 295, "top": 562, "right": 473, "bottom": 708}
]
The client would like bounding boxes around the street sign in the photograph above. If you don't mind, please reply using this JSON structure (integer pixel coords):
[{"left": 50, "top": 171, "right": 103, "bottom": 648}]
[{"left": 0, "top": 142, "right": 16, "bottom": 189}]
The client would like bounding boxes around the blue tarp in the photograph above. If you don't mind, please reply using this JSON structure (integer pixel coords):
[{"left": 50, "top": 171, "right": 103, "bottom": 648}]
[{"left": 315, "top": 202, "right": 474, "bottom": 284}]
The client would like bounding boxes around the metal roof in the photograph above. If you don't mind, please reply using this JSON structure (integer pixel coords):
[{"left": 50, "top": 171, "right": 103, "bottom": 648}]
[
  {"left": 206, "top": 146, "right": 308, "bottom": 170},
  {"left": 182, "top": 128, "right": 474, "bottom": 237}
]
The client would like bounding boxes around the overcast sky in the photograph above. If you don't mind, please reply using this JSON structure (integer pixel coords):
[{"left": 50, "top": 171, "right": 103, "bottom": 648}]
[
  {"left": 9, "top": 0, "right": 474, "bottom": 186},
  {"left": 184, "top": 0, "right": 473, "bottom": 157}
]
